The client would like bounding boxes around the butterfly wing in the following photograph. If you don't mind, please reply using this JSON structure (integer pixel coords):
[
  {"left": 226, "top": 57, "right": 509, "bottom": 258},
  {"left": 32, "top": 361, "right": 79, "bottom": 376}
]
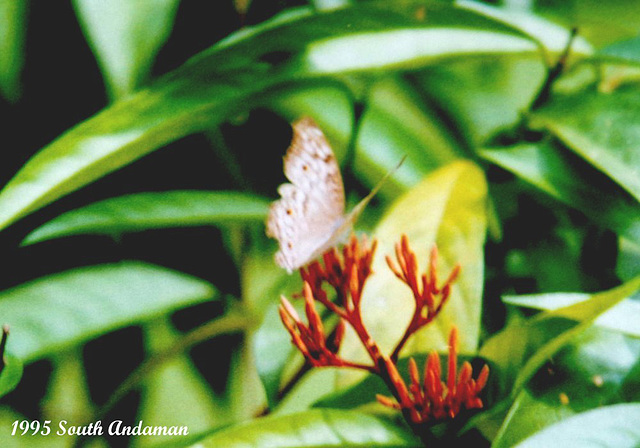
[{"left": 266, "top": 117, "right": 346, "bottom": 272}]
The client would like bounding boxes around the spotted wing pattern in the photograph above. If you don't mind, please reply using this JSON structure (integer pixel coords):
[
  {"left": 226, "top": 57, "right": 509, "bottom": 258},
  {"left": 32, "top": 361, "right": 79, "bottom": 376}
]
[{"left": 266, "top": 117, "right": 346, "bottom": 272}]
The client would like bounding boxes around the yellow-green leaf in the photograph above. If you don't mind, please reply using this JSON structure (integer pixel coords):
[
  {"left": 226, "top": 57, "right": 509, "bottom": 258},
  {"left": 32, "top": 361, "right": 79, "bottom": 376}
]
[{"left": 340, "top": 161, "right": 487, "bottom": 373}]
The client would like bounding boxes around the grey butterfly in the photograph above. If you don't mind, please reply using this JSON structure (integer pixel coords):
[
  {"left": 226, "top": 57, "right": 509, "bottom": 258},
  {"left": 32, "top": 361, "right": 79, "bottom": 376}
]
[{"left": 266, "top": 117, "right": 400, "bottom": 273}]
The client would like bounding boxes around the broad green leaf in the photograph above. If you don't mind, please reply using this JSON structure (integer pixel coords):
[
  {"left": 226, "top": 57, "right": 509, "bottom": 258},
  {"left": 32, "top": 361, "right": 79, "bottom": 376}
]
[
  {"left": 274, "top": 368, "right": 341, "bottom": 416},
  {"left": 194, "top": 409, "right": 420, "bottom": 447},
  {"left": 340, "top": 161, "right": 487, "bottom": 372},
  {"left": 531, "top": 88, "right": 640, "bottom": 203},
  {"left": 598, "top": 36, "right": 640, "bottom": 66},
  {"left": 41, "top": 350, "right": 94, "bottom": 428},
  {"left": 618, "top": 237, "right": 640, "bottom": 281},
  {"left": 481, "top": 142, "right": 640, "bottom": 243},
  {"left": 414, "top": 0, "right": 593, "bottom": 146},
  {"left": 0, "top": 2, "right": 554, "bottom": 231},
  {"left": 535, "top": 0, "right": 640, "bottom": 47},
  {"left": 73, "top": 0, "right": 180, "bottom": 100},
  {"left": 509, "top": 277, "right": 640, "bottom": 393},
  {"left": 241, "top": 230, "right": 302, "bottom": 311},
  {"left": 305, "top": 29, "right": 533, "bottom": 74},
  {"left": 480, "top": 276, "right": 640, "bottom": 397},
  {"left": 0, "top": 262, "right": 216, "bottom": 362},
  {"left": 313, "top": 369, "right": 388, "bottom": 411},
  {"left": 0, "top": 353, "right": 22, "bottom": 398},
  {"left": 252, "top": 302, "right": 296, "bottom": 409},
  {"left": 22, "top": 191, "right": 269, "bottom": 245},
  {"left": 503, "top": 292, "right": 640, "bottom": 337},
  {"left": 0, "top": 0, "right": 26, "bottom": 102},
  {"left": 621, "top": 356, "right": 640, "bottom": 402},
  {"left": 492, "top": 328, "right": 640, "bottom": 448},
  {"left": 492, "top": 388, "right": 573, "bottom": 448},
  {"left": 135, "top": 318, "right": 222, "bottom": 447},
  {"left": 457, "top": 0, "right": 592, "bottom": 60},
  {"left": 514, "top": 403, "right": 640, "bottom": 448},
  {"left": 226, "top": 338, "right": 269, "bottom": 422},
  {"left": 354, "top": 77, "right": 464, "bottom": 193},
  {"left": 415, "top": 54, "right": 545, "bottom": 146},
  {"left": 242, "top": 229, "right": 305, "bottom": 410}
]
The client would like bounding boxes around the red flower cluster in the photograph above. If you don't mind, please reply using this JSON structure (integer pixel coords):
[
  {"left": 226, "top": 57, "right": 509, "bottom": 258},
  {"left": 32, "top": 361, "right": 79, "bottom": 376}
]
[
  {"left": 280, "top": 236, "right": 381, "bottom": 370},
  {"left": 386, "top": 235, "right": 460, "bottom": 361},
  {"left": 279, "top": 234, "right": 489, "bottom": 430},
  {"left": 376, "top": 327, "right": 489, "bottom": 424}
]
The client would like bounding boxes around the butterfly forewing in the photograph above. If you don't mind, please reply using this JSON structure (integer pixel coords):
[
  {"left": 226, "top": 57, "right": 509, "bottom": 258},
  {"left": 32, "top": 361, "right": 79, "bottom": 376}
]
[
  {"left": 283, "top": 117, "right": 345, "bottom": 222},
  {"left": 266, "top": 117, "right": 346, "bottom": 272}
]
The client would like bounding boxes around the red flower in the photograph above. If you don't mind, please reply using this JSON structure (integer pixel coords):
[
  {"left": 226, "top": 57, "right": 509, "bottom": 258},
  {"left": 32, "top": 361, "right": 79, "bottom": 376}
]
[
  {"left": 278, "top": 234, "right": 489, "bottom": 435},
  {"left": 376, "top": 327, "right": 490, "bottom": 423},
  {"left": 385, "top": 234, "right": 460, "bottom": 361}
]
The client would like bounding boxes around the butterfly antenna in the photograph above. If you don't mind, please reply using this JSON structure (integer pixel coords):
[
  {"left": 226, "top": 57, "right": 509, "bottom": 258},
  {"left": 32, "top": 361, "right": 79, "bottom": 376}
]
[{"left": 349, "top": 155, "right": 407, "bottom": 218}]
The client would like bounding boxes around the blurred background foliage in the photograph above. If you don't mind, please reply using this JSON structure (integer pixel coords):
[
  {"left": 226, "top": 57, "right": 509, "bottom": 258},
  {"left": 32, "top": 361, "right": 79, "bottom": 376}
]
[{"left": 0, "top": 0, "right": 640, "bottom": 446}]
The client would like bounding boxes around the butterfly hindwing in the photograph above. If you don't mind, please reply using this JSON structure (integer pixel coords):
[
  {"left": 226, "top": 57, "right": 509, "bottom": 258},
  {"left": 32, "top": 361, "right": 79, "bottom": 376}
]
[{"left": 266, "top": 117, "right": 346, "bottom": 272}]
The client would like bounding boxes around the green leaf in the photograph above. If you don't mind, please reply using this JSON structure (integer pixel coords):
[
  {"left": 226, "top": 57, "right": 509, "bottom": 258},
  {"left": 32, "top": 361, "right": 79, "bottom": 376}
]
[
  {"left": 252, "top": 302, "right": 296, "bottom": 409},
  {"left": 354, "top": 77, "right": 464, "bottom": 194},
  {"left": 598, "top": 36, "right": 640, "bottom": 66},
  {"left": 413, "top": 0, "right": 594, "bottom": 147},
  {"left": 1, "top": 262, "right": 216, "bottom": 363},
  {"left": 41, "top": 350, "right": 94, "bottom": 427},
  {"left": 226, "top": 338, "right": 269, "bottom": 422},
  {"left": 0, "top": 2, "right": 554, "bottom": 231},
  {"left": 536, "top": 0, "right": 640, "bottom": 48},
  {"left": 492, "top": 328, "right": 640, "bottom": 448},
  {"left": 458, "top": 1, "right": 592, "bottom": 60},
  {"left": 415, "top": 54, "right": 545, "bottom": 146},
  {"left": 618, "top": 237, "right": 640, "bottom": 281},
  {"left": 22, "top": 191, "right": 269, "bottom": 245},
  {"left": 73, "top": 0, "right": 180, "bottom": 100},
  {"left": 194, "top": 409, "right": 420, "bottom": 447},
  {"left": 275, "top": 368, "right": 341, "bottom": 416},
  {"left": 481, "top": 141, "right": 640, "bottom": 243},
  {"left": 135, "top": 318, "right": 223, "bottom": 447},
  {"left": 243, "top": 233, "right": 302, "bottom": 408},
  {"left": 313, "top": 369, "right": 388, "bottom": 411},
  {"left": 511, "top": 277, "right": 640, "bottom": 394},
  {"left": 0, "top": 0, "right": 26, "bottom": 102},
  {"left": 492, "top": 388, "right": 573, "bottom": 448},
  {"left": 0, "top": 353, "right": 22, "bottom": 398},
  {"left": 513, "top": 403, "right": 640, "bottom": 448},
  {"left": 340, "top": 161, "right": 487, "bottom": 374},
  {"left": 621, "top": 356, "right": 640, "bottom": 402},
  {"left": 531, "top": 88, "right": 640, "bottom": 203},
  {"left": 503, "top": 292, "right": 640, "bottom": 338},
  {"left": 480, "top": 276, "right": 640, "bottom": 397}
]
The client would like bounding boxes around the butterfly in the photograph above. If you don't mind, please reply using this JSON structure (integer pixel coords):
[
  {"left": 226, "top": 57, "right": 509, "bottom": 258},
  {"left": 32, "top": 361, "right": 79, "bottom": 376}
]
[{"left": 266, "top": 117, "right": 403, "bottom": 273}]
